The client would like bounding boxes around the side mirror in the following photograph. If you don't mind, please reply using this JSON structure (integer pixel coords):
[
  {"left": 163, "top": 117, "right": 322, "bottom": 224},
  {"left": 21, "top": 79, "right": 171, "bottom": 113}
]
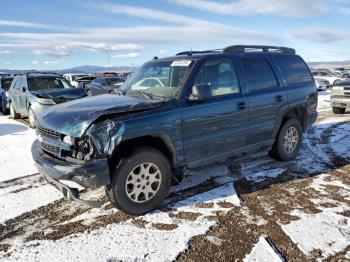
[
  {"left": 22, "top": 87, "right": 26, "bottom": 92},
  {"left": 189, "top": 84, "right": 212, "bottom": 101}
]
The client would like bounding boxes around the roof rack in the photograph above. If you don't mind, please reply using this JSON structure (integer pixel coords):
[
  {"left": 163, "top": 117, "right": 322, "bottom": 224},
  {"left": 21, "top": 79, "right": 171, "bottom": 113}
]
[
  {"left": 175, "top": 45, "right": 295, "bottom": 56},
  {"left": 223, "top": 45, "right": 295, "bottom": 54}
]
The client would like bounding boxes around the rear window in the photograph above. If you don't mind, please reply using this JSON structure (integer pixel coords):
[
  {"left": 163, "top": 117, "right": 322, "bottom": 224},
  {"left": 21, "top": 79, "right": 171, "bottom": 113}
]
[
  {"left": 242, "top": 58, "right": 278, "bottom": 91},
  {"left": 275, "top": 55, "right": 313, "bottom": 84}
]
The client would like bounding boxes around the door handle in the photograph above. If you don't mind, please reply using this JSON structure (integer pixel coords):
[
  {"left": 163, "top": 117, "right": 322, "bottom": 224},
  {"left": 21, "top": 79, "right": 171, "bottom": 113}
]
[
  {"left": 237, "top": 101, "right": 246, "bottom": 111},
  {"left": 275, "top": 95, "right": 283, "bottom": 102}
]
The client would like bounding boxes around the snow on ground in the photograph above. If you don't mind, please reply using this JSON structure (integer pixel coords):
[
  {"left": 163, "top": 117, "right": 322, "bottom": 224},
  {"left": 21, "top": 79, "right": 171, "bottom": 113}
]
[
  {"left": 317, "top": 90, "right": 331, "bottom": 112},
  {"left": 1, "top": 182, "right": 241, "bottom": 262},
  {"left": 0, "top": 115, "right": 37, "bottom": 182},
  {"left": 243, "top": 236, "right": 284, "bottom": 262}
]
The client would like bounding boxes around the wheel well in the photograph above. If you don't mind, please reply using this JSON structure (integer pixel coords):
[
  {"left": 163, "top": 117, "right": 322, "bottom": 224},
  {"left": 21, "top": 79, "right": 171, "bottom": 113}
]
[
  {"left": 282, "top": 107, "right": 307, "bottom": 131},
  {"left": 110, "top": 135, "right": 176, "bottom": 168}
]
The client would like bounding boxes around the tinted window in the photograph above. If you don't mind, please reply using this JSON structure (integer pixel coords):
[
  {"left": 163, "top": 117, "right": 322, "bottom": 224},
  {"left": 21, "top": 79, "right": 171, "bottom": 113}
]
[
  {"left": 242, "top": 58, "right": 278, "bottom": 91},
  {"left": 194, "top": 58, "right": 240, "bottom": 97},
  {"left": 1, "top": 78, "right": 13, "bottom": 91},
  {"left": 275, "top": 55, "right": 313, "bottom": 84}
]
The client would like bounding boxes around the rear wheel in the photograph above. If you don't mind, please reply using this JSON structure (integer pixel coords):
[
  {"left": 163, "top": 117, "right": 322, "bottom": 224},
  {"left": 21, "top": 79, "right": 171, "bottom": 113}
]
[
  {"left": 28, "top": 107, "right": 36, "bottom": 128},
  {"left": 9, "top": 102, "right": 20, "bottom": 119},
  {"left": 272, "top": 119, "right": 303, "bottom": 161},
  {"left": 108, "top": 147, "right": 171, "bottom": 215},
  {"left": 332, "top": 107, "right": 346, "bottom": 114}
]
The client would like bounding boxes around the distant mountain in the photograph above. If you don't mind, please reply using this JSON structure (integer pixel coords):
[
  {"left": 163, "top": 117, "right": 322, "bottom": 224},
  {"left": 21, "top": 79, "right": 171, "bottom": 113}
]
[
  {"left": 308, "top": 60, "right": 350, "bottom": 69},
  {"left": 0, "top": 65, "right": 138, "bottom": 75}
]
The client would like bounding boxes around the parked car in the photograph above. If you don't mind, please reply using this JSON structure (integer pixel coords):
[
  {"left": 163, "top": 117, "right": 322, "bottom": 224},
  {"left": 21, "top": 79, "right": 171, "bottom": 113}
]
[
  {"left": 8, "top": 73, "right": 87, "bottom": 128},
  {"left": 75, "top": 76, "right": 97, "bottom": 88},
  {"left": 311, "top": 69, "right": 344, "bottom": 85},
  {"left": 330, "top": 78, "right": 350, "bottom": 114},
  {"left": 314, "top": 78, "right": 330, "bottom": 91},
  {"left": 32, "top": 45, "right": 317, "bottom": 215},
  {"left": 95, "top": 72, "right": 118, "bottom": 77},
  {"left": 0, "top": 76, "right": 14, "bottom": 114},
  {"left": 63, "top": 73, "right": 90, "bottom": 87},
  {"left": 85, "top": 76, "right": 124, "bottom": 96}
]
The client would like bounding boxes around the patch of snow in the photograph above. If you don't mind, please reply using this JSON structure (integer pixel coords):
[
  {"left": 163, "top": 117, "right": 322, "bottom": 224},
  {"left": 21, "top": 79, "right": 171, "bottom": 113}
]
[
  {"left": 243, "top": 168, "right": 286, "bottom": 183},
  {"left": 281, "top": 210, "right": 350, "bottom": 259},
  {"left": 244, "top": 236, "right": 283, "bottom": 262},
  {"left": 0, "top": 116, "right": 37, "bottom": 182},
  {"left": 317, "top": 90, "right": 331, "bottom": 112}
]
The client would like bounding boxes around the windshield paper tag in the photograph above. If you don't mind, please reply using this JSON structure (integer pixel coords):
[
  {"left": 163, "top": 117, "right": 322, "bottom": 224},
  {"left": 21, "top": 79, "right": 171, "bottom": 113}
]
[{"left": 171, "top": 60, "right": 192, "bottom": 67}]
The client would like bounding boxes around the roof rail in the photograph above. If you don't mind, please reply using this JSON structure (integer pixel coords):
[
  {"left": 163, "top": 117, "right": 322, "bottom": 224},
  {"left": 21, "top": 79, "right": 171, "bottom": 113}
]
[
  {"left": 223, "top": 45, "right": 295, "bottom": 54},
  {"left": 176, "top": 49, "right": 221, "bottom": 56}
]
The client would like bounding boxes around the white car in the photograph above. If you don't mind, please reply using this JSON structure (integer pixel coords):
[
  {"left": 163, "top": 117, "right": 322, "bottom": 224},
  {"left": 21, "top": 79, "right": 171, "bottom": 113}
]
[
  {"left": 314, "top": 77, "right": 330, "bottom": 91},
  {"left": 63, "top": 73, "right": 90, "bottom": 87},
  {"left": 312, "top": 70, "right": 343, "bottom": 86}
]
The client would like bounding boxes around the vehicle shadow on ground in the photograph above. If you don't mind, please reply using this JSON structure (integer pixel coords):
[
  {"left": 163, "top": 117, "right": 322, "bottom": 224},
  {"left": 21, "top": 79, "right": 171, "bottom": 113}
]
[{"left": 0, "top": 124, "right": 28, "bottom": 136}]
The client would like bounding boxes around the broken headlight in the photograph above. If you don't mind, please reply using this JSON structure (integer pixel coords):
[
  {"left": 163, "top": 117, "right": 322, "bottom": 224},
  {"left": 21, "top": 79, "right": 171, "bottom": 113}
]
[
  {"left": 84, "top": 119, "right": 125, "bottom": 158},
  {"left": 332, "top": 86, "right": 344, "bottom": 96}
]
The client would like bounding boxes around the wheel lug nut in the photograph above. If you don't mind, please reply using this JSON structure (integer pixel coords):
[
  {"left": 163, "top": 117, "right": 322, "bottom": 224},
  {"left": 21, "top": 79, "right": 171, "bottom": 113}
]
[
  {"left": 137, "top": 185, "right": 141, "bottom": 188},
  {"left": 146, "top": 182, "right": 150, "bottom": 185},
  {"left": 142, "top": 186, "right": 145, "bottom": 189}
]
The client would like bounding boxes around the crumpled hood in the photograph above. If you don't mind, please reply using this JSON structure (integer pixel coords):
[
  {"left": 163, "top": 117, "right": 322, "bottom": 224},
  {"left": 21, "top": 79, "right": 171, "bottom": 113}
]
[
  {"left": 37, "top": 94, "right": 162, "bottom": 137},
  {"left": 31, "top": 88, "right": 86, "bottom": 102}
]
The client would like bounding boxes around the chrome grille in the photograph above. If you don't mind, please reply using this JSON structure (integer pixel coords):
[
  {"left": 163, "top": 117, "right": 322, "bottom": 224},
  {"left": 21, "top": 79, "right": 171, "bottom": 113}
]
[
  {"left": 344, "top": 86, "right": 350, "bottom": 97},
  {"left": 38, "top": 126, "right": 61, "bottom": 140},
  {"left": 42, "top": 142, "right": 60, "bottom": 155}
]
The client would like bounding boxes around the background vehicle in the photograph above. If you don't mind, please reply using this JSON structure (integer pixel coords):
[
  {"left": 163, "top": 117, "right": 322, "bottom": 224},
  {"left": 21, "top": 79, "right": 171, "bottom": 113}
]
[
  {"left": 8, "top": 73, "right": 87, "bottom": 128},
  {"left": 311, "top": 69, "right": 344, "bottom": 85},
  {"left": 331, "top": 79, "right": 350, "bottom": 114},
  {"left": 0, "top": 76, "right": 14, "bottom": 114},
  {"left": 85, "top": 76, "right": 124, "bottom": 96},
  {"left": 314, "top": 78, "right": 330, "bottom": 91},
  {"left": 32, "top": 45, "right": 318, "bottom": 215},
  {"left": 75, "top": 76, "right": 97, "bottom": 88},
  {"left": 63, "top": 73, "right": 90, "bottom": 87}
]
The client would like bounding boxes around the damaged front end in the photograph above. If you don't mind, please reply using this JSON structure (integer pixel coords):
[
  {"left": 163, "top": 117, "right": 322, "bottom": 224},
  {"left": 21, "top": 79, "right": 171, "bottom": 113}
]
[{"left": 31, "top": 118, "right": 125, "bottom": 208}]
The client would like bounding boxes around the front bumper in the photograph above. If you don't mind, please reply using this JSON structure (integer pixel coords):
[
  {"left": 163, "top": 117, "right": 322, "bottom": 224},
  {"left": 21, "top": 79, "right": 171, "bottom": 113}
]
[
  {"left": 331, "top": 96, "right": 350, "bottom": 108},
  {"left": 31, "top": 140, "right": 111, "bottom": 208}
]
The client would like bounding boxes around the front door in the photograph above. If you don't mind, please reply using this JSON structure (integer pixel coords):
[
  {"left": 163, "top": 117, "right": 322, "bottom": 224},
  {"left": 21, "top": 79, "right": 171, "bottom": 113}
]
[{"left": 181, "top": 57, "right": 249, "bottom": 167}]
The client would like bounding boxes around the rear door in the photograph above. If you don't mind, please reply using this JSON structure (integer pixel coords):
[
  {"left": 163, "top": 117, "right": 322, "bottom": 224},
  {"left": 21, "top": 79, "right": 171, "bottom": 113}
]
[
  {"left": 181, "top": 57, "right": 249, "bottom": 167},
  {"left": 240, "top": 55, "right": 287, "bottom": 147},
  {"left": 17, "top": 77, "right": 28, "bottom": 114}
]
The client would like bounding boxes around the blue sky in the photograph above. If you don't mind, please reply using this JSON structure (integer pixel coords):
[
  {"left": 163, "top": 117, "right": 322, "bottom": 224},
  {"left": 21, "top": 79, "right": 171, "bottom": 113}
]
[{"left": 0, "top": 0, "right": 350, "bottom": 70}]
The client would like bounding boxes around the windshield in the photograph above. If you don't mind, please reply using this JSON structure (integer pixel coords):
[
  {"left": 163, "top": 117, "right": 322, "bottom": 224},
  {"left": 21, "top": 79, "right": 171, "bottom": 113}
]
[
  {"left": 122, "top": 60, "right": 193, "bottom": 98},
  {"left": 72, "top": 75, "right": 89, "bottom": 81},
  {"left": 2, "top": 78, "right": 13, "bottom": 91},
  {"left": 28, "top": 77, "right": 72, "bottom": 91}
]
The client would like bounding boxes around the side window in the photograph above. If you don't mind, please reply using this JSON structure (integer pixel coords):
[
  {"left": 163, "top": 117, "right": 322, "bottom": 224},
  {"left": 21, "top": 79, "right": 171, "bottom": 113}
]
[
  {"left": 242, "top": 57, "right": 278, "bottom": 92},
  {"left": 274, "top": 55, "right": 313, "bottom": 84},
  {"left": 194, "top": 58, "right": 240, "bottom": 97}
]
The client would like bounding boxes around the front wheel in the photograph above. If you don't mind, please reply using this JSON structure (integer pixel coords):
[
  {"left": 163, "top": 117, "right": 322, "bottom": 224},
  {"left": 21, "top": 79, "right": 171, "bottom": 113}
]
[
  {"left": 272, "top": 119, "right": 303, "bottom": 161},
  {"left": 332, "top": 107, "right": 346, "bottom": 114},
  {"left": 9, "top": 102, "right": 20, "bottom": 119},
  {"left": 109, "top": 147, "right": 171, "bottom": 215}
]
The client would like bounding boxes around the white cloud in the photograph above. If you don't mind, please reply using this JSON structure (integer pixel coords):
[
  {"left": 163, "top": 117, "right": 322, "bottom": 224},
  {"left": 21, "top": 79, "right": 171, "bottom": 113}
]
[
  {"left": 159, "top": 50, "right": 168, "bottom": 55},
  {"left": 0, "top": 50, "right": 12, "bottom": 55},
  {"left": 289, "top": 27, "right": 350, "bottom": 43},
  {"left": 0, "top": 19, "right": 52, "bottom": 29},
  {"left": 168, "top": 0, "right": 328, "bottom": 17},
  {"left": 44, "top": 60, "right": 60, "bottom": 64},
  {"left": 113, "top": 52, "right": 141, "bottom": 59},
  {"left": 31, "top": 61, "right": 39, "bottom": 65}
]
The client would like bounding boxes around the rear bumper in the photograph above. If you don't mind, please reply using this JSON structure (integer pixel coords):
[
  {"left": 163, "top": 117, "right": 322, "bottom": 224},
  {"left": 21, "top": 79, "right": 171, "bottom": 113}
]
[
  {"left": 331, "top": 96, "right": 350, "bottom": 108},
  {"left": 31, "top": 140, "right": 111, "bottom": 207}
]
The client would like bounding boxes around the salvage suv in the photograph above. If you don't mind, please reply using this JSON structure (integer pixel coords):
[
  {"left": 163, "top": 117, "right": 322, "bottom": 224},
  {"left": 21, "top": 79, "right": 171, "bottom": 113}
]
[
  {"left": 331, "top": 79, "right": 350, "bottom": 114},
  {"left": 32, "top": 45, "right": 318, "bottom": 215}
]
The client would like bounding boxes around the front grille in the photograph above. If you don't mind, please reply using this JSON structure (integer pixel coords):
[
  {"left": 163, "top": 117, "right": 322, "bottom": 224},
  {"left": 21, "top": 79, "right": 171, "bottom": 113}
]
[
  {"left": 38, "top": 126, "right": 61, "bottom": 140},
  {"left": 344, "top": 86, "right": 350, "bottom": 97},
  {"left": 42, "top": 142, "right": 60, "bottom": 155}
]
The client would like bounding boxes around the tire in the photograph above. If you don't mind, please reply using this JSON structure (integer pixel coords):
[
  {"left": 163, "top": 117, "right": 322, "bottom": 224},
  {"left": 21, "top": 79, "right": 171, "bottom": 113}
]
[
  {"left": 271, "top": 119, "right": 303, "bottom": 161},
  {"left": 28, "top": 107, "right": 36, "bottom": 128},
  {"left": 9, "top": 102, "right": 20, "bottom": 119},
  {"left": 109, "top": 147, "right": 171, "bottom": 215},
  {"left": 332, "top": 107, "right": 346, "bottom": 114}
]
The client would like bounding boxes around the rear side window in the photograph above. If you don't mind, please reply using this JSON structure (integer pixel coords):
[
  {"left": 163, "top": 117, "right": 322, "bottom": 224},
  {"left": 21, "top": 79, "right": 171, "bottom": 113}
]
[
  {"left": 242, "top": 58, "right": 278, "bottom": 92},
  {"left": 275, "top": 55, "right": 313, "bottom": 84}
]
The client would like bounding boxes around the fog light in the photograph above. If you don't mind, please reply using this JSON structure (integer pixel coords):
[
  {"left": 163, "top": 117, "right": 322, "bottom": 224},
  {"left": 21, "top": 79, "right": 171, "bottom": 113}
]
[{"left": 63, "top": 136, "right": 74, "bottom": 145}]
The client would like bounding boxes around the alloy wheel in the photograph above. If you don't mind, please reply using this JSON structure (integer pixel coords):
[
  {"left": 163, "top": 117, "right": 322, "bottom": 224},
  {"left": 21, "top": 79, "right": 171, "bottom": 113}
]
[{"left": 283, "top": 126, "right": 299, "bottom": 153}]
